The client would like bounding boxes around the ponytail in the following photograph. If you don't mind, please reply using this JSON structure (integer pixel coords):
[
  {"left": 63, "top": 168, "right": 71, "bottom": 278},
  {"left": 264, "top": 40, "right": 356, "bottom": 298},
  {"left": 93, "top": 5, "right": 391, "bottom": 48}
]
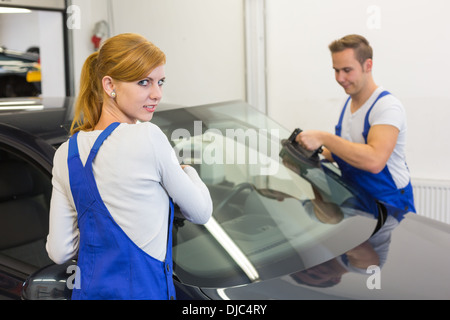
[{"left": 70, "top": 51, "right": 102, "bottom": 135}]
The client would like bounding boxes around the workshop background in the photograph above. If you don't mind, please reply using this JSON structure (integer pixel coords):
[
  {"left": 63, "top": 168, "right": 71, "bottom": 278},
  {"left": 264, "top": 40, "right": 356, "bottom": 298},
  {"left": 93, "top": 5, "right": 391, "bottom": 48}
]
[{"left": 1, "top": 0, "right": 449, "bottom": 222}]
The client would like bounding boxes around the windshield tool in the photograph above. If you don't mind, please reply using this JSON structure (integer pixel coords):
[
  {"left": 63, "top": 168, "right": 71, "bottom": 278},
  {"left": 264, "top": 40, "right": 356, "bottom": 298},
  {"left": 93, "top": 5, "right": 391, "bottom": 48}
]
[{"left": 280, "top": 128, "right": 323, "bottom": 169}]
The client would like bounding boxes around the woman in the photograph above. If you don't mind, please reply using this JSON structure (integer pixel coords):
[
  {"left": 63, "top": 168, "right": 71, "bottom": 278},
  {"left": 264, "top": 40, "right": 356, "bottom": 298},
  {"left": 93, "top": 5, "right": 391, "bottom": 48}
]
[{"left": 46, "top": 33, "right": 213, "bottom": 300}]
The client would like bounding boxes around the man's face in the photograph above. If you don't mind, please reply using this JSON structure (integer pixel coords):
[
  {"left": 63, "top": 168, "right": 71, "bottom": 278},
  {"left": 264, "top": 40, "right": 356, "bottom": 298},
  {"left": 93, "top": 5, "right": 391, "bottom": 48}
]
[{"left": 332, "top": 48, "right": 371, "bottom": 96}]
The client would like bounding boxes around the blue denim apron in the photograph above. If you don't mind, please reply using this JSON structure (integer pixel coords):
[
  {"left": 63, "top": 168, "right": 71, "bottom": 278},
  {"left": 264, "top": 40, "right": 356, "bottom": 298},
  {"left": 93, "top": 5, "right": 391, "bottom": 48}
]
[
  {"left": 68, "top": 122, "right": 176, "bottom": 300},
  {"left": 333, "top": 91, "right": 416, "bottom": 221}
]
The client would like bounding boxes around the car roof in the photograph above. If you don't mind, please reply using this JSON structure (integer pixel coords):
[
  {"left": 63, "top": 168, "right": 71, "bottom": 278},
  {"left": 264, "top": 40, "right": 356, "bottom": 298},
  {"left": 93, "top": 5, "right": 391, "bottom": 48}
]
[{"left": 0, "top": 47, "right": 39, "bottom": 63}]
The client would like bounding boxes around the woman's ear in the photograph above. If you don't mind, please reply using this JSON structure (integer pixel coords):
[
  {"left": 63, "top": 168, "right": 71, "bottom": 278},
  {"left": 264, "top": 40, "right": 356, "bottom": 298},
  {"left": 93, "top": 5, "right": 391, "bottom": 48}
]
[{"left": 102, "top": 76, "right": 116, "bottom": 98}]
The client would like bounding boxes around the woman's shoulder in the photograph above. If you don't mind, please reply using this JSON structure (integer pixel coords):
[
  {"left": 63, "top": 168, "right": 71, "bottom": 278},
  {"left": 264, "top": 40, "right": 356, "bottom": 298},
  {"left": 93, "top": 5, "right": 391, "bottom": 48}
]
[
  {"left": 117, "top": 122, "right": 169, "bottom": 145},
  {"left": 54, "top": 139, "right": 70, "bottom": 160},
  {"left": 120, "top": 121, "right": 164, "bottom": 134}
]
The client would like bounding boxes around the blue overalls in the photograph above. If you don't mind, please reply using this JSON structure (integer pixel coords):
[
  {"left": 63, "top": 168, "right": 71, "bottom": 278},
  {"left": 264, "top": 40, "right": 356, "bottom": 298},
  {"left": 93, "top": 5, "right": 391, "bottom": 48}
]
[
  {"left": 68, "top": 122, "right": 176, "bottom": 300},
  {"left": 333, "top": 91, "right": 416, "bottom": 221}
]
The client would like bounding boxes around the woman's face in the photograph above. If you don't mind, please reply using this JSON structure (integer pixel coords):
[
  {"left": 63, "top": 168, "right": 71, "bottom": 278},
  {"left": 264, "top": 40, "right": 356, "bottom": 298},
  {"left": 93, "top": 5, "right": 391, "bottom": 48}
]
[{"left": 112, "top": 65, "right": 165, "bottom": 123}]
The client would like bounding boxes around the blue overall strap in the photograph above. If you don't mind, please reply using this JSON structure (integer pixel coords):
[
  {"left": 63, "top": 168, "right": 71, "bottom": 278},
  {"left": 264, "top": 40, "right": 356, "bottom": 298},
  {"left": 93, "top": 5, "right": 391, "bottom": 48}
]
[
  {"left": 84, "top": 122, "right": 120, "bottom": 170},
  {"left": 335, "top": 91, "right": 390, "bottom": 138},
  {"left": 68, "top": 122, "right": 120, "bottom": 165},
  {"left": 335, "top": 96, "right": 351, "bottom": 136},
  {"left": 362, "top": 91, "right": 390, "bottom": 142},
  {"left": 165, "top": 198, "right": 176, "bottom": 299},
  {"left": 68, "top": 131, "right": 96, "bottom": 218},
  {"left": 68, "top": 132, "right": 80, "bottom": 159}
]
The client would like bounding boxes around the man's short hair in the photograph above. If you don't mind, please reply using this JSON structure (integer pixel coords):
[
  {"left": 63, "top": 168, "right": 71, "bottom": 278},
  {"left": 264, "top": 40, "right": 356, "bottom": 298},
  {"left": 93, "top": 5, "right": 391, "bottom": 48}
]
[{"left": 328, "top": 34, "right": 373, "bottom": 66}]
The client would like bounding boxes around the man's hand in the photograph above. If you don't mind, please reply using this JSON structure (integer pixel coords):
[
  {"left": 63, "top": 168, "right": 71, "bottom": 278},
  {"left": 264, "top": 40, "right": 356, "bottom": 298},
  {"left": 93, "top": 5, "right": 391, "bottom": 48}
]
[
  {"left": 296, "top": 125, "right": 399, "bottom": 173},
  {"left": 296, "top": 130, "right": 325, "bottom": 151}
]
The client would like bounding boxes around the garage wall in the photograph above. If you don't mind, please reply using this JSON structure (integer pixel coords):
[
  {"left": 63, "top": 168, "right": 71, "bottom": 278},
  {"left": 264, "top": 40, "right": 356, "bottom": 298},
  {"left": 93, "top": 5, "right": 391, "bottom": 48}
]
[
  {"left": 70, "top": 0, "right": 246, "bottom": 107},
  {"left": 265, "top": 0, "right": 450, "bottom": 182}
]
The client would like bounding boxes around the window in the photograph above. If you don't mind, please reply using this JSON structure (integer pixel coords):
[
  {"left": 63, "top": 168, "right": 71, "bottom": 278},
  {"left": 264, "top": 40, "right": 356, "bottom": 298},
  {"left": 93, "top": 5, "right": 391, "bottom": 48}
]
[
  {"left": 0, "top": 1, "right": 69, "bottom": 99},
  {"left": 0, "top": 147, "right": 52, "bottom": 269}
]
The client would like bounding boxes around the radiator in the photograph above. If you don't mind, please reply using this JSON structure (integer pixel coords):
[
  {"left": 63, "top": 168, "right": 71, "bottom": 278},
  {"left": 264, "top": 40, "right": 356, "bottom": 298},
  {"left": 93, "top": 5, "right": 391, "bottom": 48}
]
[{"left": 412, "top": 179, "right": 450, "bottom": 224}]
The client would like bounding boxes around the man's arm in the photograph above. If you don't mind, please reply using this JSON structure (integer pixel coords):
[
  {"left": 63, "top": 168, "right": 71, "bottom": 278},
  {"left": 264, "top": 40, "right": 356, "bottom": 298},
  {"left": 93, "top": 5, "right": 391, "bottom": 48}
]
[{"left": 297, "top": 124, "right": 399, "bottom": 173}]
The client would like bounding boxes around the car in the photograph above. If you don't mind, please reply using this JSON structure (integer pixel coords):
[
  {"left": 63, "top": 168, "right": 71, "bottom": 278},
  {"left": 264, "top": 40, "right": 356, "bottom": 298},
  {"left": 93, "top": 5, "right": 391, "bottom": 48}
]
[
  {"left": 0, "top": 47, "right": 41, "bottom": 98},
  {"left": 1, "top": 98, "right": 450, "bottom": 300}
]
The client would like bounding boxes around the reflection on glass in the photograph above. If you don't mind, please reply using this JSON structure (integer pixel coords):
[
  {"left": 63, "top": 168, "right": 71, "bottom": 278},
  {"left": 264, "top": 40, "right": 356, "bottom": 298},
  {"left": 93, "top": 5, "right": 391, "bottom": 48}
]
[
  {"left": 289, "top": 214, "right": 399, "bottom": 290},
  {"left": 154, "top": 101, "right": 381, "bottom": 288}
]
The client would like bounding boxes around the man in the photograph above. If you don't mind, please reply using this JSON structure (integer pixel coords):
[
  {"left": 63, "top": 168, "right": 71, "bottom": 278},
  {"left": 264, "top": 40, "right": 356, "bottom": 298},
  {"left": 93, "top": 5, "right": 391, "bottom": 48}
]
[{"left": 296, "top": 34, "right": 415, "bottom": 220}]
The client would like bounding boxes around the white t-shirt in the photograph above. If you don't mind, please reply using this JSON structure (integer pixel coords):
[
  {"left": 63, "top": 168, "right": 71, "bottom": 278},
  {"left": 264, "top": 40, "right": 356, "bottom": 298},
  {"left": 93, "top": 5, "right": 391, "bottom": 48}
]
[
  {"left": 46, "top": 122, "right": 212, "bottom": 264},
  {"left": 339, "top": 86, "right": 410, "bottom": 188}
]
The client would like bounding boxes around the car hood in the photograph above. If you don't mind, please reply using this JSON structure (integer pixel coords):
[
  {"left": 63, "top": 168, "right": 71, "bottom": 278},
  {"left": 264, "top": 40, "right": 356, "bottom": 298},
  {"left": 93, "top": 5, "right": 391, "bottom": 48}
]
[
  {"left": 200, "top": 213, "right": 450, "bottom": 299},
  {"left": 0, "top": 97, "right": 74, "bottom": 145}
]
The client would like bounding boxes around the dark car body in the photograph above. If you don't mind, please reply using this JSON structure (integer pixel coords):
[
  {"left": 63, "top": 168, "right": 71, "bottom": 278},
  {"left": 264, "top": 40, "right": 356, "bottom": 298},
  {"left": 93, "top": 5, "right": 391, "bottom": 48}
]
[
  {"left": 1, "top": 98, "right": 450, "bottom": 300},
  {"left": 0, "top": 97, "right": 72, "bottom": 299}
]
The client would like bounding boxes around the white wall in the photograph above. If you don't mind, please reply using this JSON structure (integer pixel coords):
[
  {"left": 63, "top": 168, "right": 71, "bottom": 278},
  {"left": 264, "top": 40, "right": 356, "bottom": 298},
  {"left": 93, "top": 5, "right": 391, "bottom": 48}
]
[
  {"left": 70, "top": 0, "right": 246, "bottom": 107},
  {"left": 38, "top": 10, "right": 66, "bottom": 97},
  {"left": 265, "top": 0, "right": 450, "bottom": 182},
  {"left": 70, "top": 0, "right": 110, "bottom": 97}
]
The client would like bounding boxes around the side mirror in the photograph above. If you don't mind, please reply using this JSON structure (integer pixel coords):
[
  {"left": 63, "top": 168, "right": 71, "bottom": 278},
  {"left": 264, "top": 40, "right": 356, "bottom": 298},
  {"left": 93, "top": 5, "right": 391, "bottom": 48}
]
[{"left": 21, "top": 260, "right": 76, "bottom": 300}]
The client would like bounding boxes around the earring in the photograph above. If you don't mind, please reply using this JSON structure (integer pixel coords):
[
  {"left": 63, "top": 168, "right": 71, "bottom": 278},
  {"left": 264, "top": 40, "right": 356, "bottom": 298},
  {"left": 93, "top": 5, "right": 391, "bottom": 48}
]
[{"left": 111, "top": 91, "right": 116, "bottom": 98}]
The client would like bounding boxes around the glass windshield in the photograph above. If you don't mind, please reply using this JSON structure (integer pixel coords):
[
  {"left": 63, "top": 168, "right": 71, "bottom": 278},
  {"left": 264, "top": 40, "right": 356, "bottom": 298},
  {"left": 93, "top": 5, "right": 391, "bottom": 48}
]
[{"left": 153, "top": 101, "right": 379, "bottom": 288}]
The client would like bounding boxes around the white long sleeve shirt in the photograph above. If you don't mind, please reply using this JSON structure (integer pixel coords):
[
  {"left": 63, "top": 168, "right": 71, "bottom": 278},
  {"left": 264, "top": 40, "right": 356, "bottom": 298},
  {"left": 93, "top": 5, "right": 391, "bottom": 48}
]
[{"left": 46, "top": 122, "right": 212, "bottom": 264}]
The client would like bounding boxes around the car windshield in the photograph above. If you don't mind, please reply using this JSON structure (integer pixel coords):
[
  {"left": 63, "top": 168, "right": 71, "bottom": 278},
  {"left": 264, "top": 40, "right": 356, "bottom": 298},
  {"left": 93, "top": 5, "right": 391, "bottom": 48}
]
[{"left": 153, "top": 101, "right": 379, "bottom": 288}]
